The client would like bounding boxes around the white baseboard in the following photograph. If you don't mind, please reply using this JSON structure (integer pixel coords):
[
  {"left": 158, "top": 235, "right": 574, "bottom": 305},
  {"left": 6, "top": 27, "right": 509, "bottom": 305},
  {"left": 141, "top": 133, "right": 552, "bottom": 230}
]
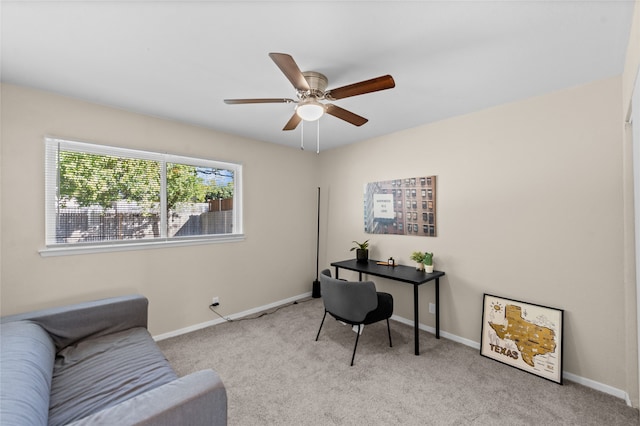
[
  {"left": 562, "top": 371, "right": 632, "bottom": 406},
  {"left": 155, "top": 297, "right": 631, "bottom": 407},
  {"left": 153, "top": 292, "right": 312, "bottom": 341}
]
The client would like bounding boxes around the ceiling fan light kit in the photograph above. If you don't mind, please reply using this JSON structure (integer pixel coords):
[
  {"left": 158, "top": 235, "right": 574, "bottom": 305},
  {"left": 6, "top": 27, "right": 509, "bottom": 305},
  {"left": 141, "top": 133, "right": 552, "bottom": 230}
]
[{"left": 296, "top": 99, "right": 325, "bottom": 121}]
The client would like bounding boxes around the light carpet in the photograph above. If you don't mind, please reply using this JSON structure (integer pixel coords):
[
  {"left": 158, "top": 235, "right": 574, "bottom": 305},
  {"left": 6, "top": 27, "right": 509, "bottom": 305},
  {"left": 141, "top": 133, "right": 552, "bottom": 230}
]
[{"left": 157, "top": 298, "right": 638, "bottom": 425}]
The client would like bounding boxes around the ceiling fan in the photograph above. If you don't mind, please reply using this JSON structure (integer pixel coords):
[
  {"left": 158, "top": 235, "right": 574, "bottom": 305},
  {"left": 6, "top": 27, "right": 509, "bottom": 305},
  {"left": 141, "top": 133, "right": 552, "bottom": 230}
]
[{"left": 224, "top": 53, "right": 395, "bottom": 131}]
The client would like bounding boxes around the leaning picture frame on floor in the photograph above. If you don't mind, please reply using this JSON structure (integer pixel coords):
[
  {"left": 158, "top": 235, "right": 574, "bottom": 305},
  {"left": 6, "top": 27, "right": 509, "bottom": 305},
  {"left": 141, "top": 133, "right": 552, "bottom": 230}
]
[{"left": 480, "top": 294, "right": 564, "bottom": 384}]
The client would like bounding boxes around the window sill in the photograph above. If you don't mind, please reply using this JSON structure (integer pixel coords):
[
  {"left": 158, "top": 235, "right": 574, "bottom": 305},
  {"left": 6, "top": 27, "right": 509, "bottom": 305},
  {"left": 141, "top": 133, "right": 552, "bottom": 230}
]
[{"left": 39, "top": 234, "right": 245, "bottom": 257}]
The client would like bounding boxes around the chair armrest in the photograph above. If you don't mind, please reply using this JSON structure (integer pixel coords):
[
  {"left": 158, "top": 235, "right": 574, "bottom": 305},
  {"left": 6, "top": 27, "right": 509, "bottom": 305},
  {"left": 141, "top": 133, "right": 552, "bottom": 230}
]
[
  {"left": 0, "top": 295, "right": 148, "bottom": 351},
  {"left": 67, "top": 370, "right": 227, "bottom": 426}
]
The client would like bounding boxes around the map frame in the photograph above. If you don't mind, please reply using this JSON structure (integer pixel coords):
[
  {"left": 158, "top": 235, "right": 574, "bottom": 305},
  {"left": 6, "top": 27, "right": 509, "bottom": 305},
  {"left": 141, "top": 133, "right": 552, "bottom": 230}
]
[{"left": 480, "top": 293, "right": 564, "bottom": 384}]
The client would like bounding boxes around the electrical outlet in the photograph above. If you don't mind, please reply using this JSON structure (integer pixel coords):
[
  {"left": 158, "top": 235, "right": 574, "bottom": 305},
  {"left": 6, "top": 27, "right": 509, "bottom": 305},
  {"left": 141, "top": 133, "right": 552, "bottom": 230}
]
[
  {"left": 429, "top": 303, "right": 436, "bottom": 314},
  {"left": 211, "top": 296, "right": 219, "bottom": 306}
]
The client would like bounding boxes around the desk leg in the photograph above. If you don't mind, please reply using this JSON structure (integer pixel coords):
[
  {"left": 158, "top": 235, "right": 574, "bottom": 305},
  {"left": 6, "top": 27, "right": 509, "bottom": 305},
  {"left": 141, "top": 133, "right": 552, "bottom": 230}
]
[
  {"left": 435, "top": 278, "right": 440, "bottom": 339},
  {"left": 334, "top": 267, "right": 339, "bottom": 279},
  {"left": 414, "top": 284, "right": 420, "bottom": 356}
]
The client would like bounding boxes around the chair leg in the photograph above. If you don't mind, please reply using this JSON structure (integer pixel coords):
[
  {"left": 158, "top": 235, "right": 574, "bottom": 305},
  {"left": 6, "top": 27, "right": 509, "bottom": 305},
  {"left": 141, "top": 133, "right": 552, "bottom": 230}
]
[
  {"left": 386, "top": 318, "right": 393, "bottom": 347},
  {"left": 350, "top": 324, "right": 361, "bottom": 366},
  {"left": 315, "top": 311, "right": 328, "bottom": 341}
]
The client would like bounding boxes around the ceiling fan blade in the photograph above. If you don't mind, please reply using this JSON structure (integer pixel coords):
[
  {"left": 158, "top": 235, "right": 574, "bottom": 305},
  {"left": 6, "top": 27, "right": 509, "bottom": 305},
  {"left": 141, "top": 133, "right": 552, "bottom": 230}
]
[
  {"left": 283, "top": 113, "right": 302, "bottom": 131},
  {"left": 325, "top": 104, "right": 368, "bottom": 126},
  {"left": 269, "top": 53, "right": 310, "bottom": 91},
  {"left": 326, "top": 75, "right": 395, "bottom": 100},
  {"left": 224, "top": 98, "right": 295, "bottom": 104}
]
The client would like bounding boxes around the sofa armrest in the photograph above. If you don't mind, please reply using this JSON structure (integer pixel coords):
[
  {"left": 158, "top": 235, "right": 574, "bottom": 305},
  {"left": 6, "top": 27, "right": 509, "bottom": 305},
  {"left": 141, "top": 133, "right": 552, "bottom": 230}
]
[
  {"left": 67, "top": 369, "right": 227, "bottom": 426},
  {"left": 0, "top": 295, "right": 148, "bottom": 351}
]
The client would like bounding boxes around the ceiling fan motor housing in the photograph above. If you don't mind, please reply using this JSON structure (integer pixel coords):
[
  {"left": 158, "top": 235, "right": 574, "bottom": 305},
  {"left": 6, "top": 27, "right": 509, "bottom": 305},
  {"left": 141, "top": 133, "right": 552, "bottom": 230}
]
[{"left": 301, "top": 71, "right": 328, "bottom": 99}]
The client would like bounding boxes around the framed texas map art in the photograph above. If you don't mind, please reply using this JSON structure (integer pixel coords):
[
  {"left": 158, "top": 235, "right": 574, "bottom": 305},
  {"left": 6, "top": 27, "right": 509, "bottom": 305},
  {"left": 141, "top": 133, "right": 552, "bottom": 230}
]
[{"left": 480, "top": 294, "right": 564, "bottom": 384}]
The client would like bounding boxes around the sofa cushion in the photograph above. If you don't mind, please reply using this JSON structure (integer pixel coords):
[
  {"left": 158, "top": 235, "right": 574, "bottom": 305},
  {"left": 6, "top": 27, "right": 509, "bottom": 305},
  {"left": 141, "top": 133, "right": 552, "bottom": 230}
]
[
  {"left": 0, "top": 320, "right": 56, "bottom": 426},
  {"left": 48, "top": 327, "right": 178, "bottom": 426}
]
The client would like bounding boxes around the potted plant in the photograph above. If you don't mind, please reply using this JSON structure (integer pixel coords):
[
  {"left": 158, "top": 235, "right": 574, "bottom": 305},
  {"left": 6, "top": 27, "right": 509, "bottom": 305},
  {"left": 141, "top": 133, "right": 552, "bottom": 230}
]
[
  {"left": 351, "top": 240, "right": 370, "bottom": 263},
  {"left": 410, "top": 251, "right": 434, "bottom": 272},
  {"left": 410, "top": 251, "right": 426, "bottom": 270},
  {"left": 423, "top": 252, "right": 434, "bottom": 273}
]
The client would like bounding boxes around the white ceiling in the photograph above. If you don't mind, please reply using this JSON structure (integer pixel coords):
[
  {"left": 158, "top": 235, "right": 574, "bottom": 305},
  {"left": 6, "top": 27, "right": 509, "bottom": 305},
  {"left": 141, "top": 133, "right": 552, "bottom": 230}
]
[{"left": 1, "top": 1, "right": 635, "bottom": 152}]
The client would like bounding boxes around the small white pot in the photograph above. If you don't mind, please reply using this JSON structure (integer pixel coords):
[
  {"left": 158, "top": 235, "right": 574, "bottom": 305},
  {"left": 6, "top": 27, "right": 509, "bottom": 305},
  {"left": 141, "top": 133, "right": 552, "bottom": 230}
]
[{"left": 424, "top": 264, "right": 434, "bottom": 273}]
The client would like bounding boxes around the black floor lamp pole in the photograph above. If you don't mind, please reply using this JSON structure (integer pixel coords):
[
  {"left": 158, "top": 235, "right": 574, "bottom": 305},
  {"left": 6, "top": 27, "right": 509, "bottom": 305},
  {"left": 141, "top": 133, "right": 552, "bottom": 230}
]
[{"left": 312, "top": 187, "right": 321, "bottom": 298}]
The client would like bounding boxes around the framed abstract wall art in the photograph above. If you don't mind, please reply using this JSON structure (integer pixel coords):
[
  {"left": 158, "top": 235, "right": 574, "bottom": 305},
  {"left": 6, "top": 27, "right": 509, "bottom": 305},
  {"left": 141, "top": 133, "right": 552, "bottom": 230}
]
[
  {"left": 480, "top": 294, "right": 564, "bottom": 384},
  {"left": 363, "top": 175, "right": 436, "bottom": 236}
]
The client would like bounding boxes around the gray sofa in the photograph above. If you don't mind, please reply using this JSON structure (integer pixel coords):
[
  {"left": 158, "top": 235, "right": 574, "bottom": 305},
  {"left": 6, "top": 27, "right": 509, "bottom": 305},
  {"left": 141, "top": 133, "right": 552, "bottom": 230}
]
[{"left": 0, "top": 294, "right": 227, "bottom": 425}]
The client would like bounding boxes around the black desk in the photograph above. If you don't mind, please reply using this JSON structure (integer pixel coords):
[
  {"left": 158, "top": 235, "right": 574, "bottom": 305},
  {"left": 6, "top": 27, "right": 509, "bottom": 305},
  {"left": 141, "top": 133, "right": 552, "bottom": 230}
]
[{"left": 331, "top": 259, "right": 445, "bottom": 356}]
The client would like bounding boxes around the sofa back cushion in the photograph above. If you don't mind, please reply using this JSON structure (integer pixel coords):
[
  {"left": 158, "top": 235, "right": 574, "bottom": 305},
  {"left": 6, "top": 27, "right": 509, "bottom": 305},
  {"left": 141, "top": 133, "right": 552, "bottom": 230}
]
[
  {"left": 0, "top": 295, "right": 148, "bottom": 351},
  {"left": 0, "top": 321, "right": 55, "bottom": 426}
]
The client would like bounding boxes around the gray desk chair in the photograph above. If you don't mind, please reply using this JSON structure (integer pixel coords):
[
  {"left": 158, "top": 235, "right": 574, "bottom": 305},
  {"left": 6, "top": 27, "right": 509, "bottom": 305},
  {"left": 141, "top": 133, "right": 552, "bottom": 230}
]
[{"left": 316, "top": 269, "right": 393, "bottom": 366}]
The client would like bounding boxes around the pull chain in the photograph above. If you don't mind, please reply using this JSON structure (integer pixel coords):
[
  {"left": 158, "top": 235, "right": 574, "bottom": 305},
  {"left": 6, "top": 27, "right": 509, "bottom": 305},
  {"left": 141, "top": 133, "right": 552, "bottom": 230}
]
[{"left": 299, "top": 120, "right": 321, "bottom": 153}]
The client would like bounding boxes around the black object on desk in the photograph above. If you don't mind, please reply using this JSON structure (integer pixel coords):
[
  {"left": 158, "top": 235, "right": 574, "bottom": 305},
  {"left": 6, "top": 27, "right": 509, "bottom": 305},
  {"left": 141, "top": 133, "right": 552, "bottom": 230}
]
[{"left": 331, "top": 259, "right": 445, "bottom": 356}]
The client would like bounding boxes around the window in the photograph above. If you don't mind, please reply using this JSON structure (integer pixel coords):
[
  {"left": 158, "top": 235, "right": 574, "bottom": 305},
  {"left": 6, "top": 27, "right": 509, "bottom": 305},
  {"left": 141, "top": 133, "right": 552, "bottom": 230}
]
[{"left": 44, "top": 138, "right": 243, "bottom": 253}]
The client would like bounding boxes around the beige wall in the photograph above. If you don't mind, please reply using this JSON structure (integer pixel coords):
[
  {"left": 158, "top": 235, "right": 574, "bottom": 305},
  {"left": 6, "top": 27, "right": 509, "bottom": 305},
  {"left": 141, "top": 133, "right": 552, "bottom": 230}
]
[
  {"left": 319, "top": 76, "right": 630, "bottom": 395},
  {"left": 0, "top": 83, "right": 320, "bottom": 335}
]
